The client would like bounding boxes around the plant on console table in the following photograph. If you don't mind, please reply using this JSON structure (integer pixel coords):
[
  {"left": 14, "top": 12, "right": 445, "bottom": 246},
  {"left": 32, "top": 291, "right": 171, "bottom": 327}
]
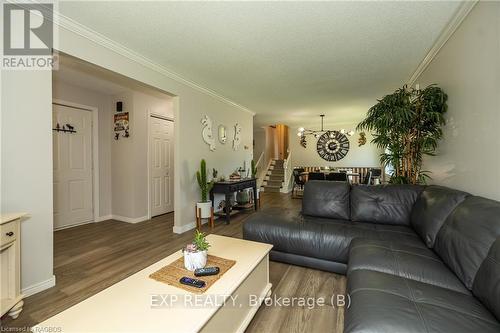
[
  {"left": 183, "top": 230, "right": 211, "bottom": 271},
  {"left": 357, "top": 84, "right": 448, "bottom": 184},
  {"left": 196, "top": 159, "right": 214, "bottom": 219},
  {"left": 251, "top": 159, "right": 258, "bottom": 178}
]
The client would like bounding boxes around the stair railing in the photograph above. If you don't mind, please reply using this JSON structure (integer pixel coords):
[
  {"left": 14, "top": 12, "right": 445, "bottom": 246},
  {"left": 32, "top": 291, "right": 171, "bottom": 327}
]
[
  {"left": 280, "top": 150, "right": 293, "bottom": 193},
  {"left": 254, "top": 151, "right": 271, "bottom": 188},
  {"left": 254, "top": 151, "right": 264, "bottom": 173}
]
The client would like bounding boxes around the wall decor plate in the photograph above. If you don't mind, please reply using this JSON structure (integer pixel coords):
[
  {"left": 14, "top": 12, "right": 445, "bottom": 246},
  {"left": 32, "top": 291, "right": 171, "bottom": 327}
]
[
  {"left": 218, "top": 125, "right": 227, "bottom": 144},
  {"left": 233, "top": 123, "right": 241, "bottom": 150},
  {"left": 201, "top": 115, "right": 216, "bottom": 151}
]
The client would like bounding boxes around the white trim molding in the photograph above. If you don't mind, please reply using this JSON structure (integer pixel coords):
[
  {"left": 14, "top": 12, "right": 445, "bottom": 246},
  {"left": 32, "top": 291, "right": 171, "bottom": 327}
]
[
  {"left": 95, "top": 215, "right": 113, "bottom": 222},
  {"left": 112, "top": 215, "right": 149, "bottom": 224},
  {"left": 407, "top": 1, "right": 478, "bottom": 86},
  {"left": 22, "top": 275, "right": 56, "bottom": 297},
  {"left": 173, "top": 221, "right": 199, "bottom": 234}
]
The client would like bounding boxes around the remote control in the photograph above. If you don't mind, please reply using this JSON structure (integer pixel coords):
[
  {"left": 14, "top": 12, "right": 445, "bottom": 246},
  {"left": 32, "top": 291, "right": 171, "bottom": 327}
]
[
  {"left": 179, "top": 276, "right": 206, "bottom": 288},
  {"left": 194, "top": 266, "right": 220, "bottom": 277}
]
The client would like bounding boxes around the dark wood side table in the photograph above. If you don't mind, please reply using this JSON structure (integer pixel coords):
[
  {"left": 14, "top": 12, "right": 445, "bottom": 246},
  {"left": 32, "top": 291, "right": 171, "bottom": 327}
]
[{"left": 210, "top": 178, "right": 258, "bottom": 224}]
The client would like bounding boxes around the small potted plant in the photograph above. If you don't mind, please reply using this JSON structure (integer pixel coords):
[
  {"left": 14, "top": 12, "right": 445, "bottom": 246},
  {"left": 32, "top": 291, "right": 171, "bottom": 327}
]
[
  {"left": 251, "top": 159, "right": 257, "bottom": 178},
  {"left": 238, "top": 167, "right": 246, "bottom": 178},
  {"left": 183, "top": 230, "right": 210, "bottom": 271},
  {"left": 196, "top": 159, "right": 214, "bottom": 219}
]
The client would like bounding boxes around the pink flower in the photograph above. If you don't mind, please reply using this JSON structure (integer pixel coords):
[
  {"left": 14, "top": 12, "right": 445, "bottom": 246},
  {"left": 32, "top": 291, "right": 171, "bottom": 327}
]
[{"left": 185, "top": 243, "right": 198, "bottom": 252}]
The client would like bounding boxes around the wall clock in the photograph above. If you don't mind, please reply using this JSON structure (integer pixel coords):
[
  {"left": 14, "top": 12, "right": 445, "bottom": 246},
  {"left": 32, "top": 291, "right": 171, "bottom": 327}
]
[{"left": 316, "top": 131, "right": 350, "bottom": 161}]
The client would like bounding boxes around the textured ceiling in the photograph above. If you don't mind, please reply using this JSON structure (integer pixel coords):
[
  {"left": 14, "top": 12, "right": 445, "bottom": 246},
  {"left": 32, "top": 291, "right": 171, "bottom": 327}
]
[{"left": 59, "top": 1, "right": 463, "bottom": 127}]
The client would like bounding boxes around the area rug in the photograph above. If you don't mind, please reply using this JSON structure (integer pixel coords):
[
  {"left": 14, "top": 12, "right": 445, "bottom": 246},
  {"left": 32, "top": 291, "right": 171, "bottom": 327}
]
[{"left": 149, "top": 254, "right": 236, "bottom": 294}]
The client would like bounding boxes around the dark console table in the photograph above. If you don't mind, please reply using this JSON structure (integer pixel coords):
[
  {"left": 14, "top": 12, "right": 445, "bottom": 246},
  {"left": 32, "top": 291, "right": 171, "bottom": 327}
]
[{"left": 210, "top": 178, "right": 258, "bottom": 224}]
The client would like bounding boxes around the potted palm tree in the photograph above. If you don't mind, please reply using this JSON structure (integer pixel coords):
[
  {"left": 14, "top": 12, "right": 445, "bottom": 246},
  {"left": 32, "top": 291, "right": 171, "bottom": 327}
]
[
  {"left": 357, "top": 84, "right": 448, "bottom": 184},
  {"left": 196, "top": 159, "right": 214, "bottom": 219}
]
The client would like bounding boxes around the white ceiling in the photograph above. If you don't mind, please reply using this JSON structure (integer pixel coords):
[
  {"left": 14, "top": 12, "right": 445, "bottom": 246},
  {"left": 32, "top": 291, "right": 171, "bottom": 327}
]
[{"left": 59, "top": 1, "right": 464, "bottom": 127}]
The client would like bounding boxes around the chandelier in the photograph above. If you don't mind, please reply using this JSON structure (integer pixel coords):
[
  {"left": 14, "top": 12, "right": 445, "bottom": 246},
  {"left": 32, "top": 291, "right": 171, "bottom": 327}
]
[{"left": 297, "top": 114, "right": 354, "bottom": 141}]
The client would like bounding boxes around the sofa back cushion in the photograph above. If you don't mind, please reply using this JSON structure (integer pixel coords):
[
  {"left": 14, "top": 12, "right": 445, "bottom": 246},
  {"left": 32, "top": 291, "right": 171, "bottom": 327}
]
[
  {"left": 473, "top": 237, "right": 500, "bottom": 321},
  {"left": 350, "top": 185, "right": 423, "bottom": 226},
  {"left": 411, "top": 185, "right": 470, "bottom": 248},
  {"left": 434, "top": 196, "right": 500, "bottom": 290},
  {"left": 302, "top": 181, "right": 350, "bottom": 220}
]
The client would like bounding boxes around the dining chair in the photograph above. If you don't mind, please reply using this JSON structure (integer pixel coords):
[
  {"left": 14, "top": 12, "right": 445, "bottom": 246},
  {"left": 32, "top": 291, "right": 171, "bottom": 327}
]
[
  {"left": 326, "top": 172, "right": 348, "bottom": 182},
  {"left": 308, "top": 172, "right": 325, "bottom": 181},
  {"left": 361, "top": 170, "right": 372, "bottom": 185},
  {"left": 292, "top": 170, "right": 306, "bottom": 198}
]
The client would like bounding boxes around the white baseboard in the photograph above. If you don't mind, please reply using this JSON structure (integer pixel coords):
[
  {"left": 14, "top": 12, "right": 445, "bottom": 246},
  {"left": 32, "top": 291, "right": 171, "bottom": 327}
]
[
  {"left": 172, "top": 219, "right": 211, "bottom": 234},
  {"left": 95, "top": 214, "right": 113, "bottom": 222},
  {"left": 111, "top": 215, "right": 148, "bottom": 224},
  {"left": 173, "top": 221, "right": 197, "bottom": 234},
  {"left": 22, "top": 275, "right": 56, "bottom": 297}
]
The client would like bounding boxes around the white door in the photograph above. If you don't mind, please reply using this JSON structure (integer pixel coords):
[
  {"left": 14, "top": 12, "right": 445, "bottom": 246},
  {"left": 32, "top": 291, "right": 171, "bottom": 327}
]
[
  {"left": 150, "top": 116, "right": 174, "bottom": 216},
  {"left": 53, "top": 104, "right": 94, "bottom": 229}
]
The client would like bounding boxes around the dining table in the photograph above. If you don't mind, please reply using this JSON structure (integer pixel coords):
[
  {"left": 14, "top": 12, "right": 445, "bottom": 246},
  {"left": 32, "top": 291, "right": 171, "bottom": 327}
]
[{"left": 299, "top": 171, "right": 361, "bottom": 183}]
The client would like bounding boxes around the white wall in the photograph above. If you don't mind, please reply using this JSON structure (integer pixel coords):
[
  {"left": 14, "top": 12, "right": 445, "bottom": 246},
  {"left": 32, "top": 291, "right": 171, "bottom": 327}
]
[
  {"left": 110, "top": 91, "right": 173, "bottom": 220},
  {"left": 1, "top": 70, "right": 55, "bottom": 292},
  {"left": 253, "top": 127, "right": 266, "bottom": 161},
  {"left": 289, "top": 123, "right": 382, "bottom": 168},
  {"left": 415, "top": 2, "right": 500, "bottom": 200},
  {"left": 109, "top": 91, "right": 135, "bottom": 219},
  {"left": 52, "top": 80, "right": 113, "bottom": 217}
]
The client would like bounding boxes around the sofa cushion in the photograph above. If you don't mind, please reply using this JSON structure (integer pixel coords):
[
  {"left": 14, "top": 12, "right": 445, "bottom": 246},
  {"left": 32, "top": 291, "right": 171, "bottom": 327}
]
[
  {"left": 243, "top": 209, "right": 424, "bottom": 264},
  {"left": 350, "top": 184, "right": 423, "bottom": 226},
  {"left": 473, "top": 237, "right": 500, "bottom": 321},
  {"left": 348, "top": 238, "right": 469, "bottom": 294},
  {"left": 302, "top": 180, "right": 350, "bottom": 220},
  {"left": 243, "top": 209, "right": 326, "bottom": 260},
  {"left": 434, "top": 196, "right": 500, "bottom": 290},
  {"left": 345, "top": 270, "right": 500, "bottom": 333},
  {"left": 411, "top": 185, "right": 469, "bottom": 247}
]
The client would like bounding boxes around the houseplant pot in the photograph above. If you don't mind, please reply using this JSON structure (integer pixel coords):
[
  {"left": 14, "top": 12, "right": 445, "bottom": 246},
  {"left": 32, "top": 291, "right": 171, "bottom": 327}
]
[
  {"left": 236, "top": 190, "right": 249, "bottom": 205},
  {"left": 196, "top": 201, "right": 212, "bottom": 219},
  {"left": 183, "top": 230, "right": 210, "bottom": 271},
  {"left": 184, "top": 249, "right": 207, "bottom": 271}
]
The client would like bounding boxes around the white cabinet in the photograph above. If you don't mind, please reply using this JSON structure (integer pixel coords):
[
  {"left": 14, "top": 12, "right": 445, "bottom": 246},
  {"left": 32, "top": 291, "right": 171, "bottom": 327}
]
[{"left": 1, "top": 213, "right": 25, "bottom": 319}]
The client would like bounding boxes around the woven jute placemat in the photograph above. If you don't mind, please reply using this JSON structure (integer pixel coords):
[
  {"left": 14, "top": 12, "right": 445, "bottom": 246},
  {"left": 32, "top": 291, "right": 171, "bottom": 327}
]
[{"left": 149, "top": 254, "right": 236, "bottom": 294}]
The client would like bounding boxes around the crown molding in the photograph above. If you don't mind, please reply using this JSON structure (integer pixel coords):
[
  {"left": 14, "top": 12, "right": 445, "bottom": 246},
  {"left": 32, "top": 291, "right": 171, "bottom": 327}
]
[
  {"left": 407, "top": 0, "right": 478, "bottom": 86},
  {"left": 9, "top": 0, "right": 255, "bottom": 115}
]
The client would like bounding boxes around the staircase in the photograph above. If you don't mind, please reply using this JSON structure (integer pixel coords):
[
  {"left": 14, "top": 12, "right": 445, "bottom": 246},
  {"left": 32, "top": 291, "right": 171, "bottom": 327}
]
[{"left": 262, "top": 159, "right": 284, "bottom": 193}]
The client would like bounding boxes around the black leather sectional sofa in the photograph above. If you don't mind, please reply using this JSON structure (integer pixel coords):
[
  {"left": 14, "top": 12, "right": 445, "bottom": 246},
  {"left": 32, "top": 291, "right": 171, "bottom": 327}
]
[{"left": 243, "top": 181, "right": 500, "bottom": 332}]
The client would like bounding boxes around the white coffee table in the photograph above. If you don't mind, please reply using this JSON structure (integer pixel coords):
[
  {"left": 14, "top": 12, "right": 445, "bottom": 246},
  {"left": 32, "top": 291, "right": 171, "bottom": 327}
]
[{"left": 34, "top": 235, "right": 273, "bottom": 333}]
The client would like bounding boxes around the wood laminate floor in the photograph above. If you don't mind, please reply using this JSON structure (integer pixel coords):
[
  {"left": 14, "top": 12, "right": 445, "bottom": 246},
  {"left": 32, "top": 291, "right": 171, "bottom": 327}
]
[{"left": 1, "top": 192, "right": 346, "bottom": 332}]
